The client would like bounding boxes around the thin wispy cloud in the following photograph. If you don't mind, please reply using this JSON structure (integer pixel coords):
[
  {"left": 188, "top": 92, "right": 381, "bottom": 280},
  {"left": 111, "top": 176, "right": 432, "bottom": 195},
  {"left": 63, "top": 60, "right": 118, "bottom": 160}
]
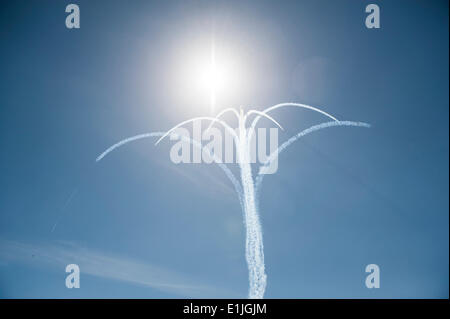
[{"left": 0, "top": 239, "right": 240, "bottom": 298}]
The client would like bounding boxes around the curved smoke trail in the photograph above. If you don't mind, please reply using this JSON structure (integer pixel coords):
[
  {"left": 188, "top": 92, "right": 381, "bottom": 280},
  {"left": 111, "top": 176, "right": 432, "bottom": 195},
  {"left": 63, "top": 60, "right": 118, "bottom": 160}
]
[
  {"left": 96, "top": 133, "right": 162, "bottom": 162},
  {"left": 96, "top": 132, "right": 245, "bottom": 208},
  {"left": 247, "top": 102, "right": 339, "bottom": 145},
  {"left": 255, "top": 120, "right": 371, "bottom": 196}
]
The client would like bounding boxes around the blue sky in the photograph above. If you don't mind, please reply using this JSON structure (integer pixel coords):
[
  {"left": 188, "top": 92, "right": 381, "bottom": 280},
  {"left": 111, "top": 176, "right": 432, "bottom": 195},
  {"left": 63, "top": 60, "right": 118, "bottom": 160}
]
[{"left": 0, "top": 0, "right": 448, "bottom": 298}]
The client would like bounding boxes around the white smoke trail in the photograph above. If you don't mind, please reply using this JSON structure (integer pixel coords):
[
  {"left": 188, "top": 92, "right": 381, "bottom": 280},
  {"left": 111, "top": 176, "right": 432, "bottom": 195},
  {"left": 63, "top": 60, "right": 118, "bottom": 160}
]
[
  {"left": 255, "top": 121, "right": 371, "bottom": 195},
  {"left": 247, "top": 102, "right": 339, "bottom": 145},
  {"left": 96, "top": 132, "right": 244, "bottom": 208},
  {"left": 155, "top": 117, "right": 238, "bottom": 146},
  {"left": 96, "top": 105, "right": 369, "bottom": 300},
  {"left": 238, "top": 143, "right": 267, "bottom": 299},
  {"left": 205, "top": 108, "right": 241, "bottom": 134},
  {"left": 51, "top": 188, "right": 78, "bottom": 233},
  {"left": 96, "top": 133, "right": 162, "bottom": 162},
  {"left": 244, "top": 110, "right": 284, "bottom": 130}
]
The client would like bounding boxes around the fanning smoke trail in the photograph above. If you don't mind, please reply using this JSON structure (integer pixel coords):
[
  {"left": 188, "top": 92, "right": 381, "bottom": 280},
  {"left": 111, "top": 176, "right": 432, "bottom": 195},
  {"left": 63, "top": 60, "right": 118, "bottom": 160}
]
[{"left": 96, "top": 104, "right": 370, "bottom": 299}]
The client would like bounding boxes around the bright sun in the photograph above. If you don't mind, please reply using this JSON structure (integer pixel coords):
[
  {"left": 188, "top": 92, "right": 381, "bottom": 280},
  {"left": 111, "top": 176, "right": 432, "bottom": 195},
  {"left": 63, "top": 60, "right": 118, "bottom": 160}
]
[
  {"left": 175, "top": 39, "right": 242, "bottom": 114},
  {"left": 195, "top": 47, "right": 230, "bottom": 113},
  {"left": 197, "top": 62, "right": 228, "bottom": 96}
]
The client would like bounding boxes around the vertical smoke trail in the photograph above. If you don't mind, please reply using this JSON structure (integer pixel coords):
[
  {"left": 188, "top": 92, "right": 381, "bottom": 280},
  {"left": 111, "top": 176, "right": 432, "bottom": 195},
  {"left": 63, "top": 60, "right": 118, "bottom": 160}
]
[
  {"left": 237, "top": 124, "right": 267, "bottom": 299},
  {"left": 240, "top": 159, "right": 267, "bottom": 298}
]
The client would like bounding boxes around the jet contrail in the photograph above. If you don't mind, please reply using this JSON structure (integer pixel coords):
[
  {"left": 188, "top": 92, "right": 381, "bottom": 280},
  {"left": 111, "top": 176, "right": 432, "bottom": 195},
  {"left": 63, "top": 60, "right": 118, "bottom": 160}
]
[
  {"left": 247, "top": 102, "right": 339, "bottom": 146},
  {"left": 96, "top": 133, "right": 162, "bottom": 162},
  {"left": 96, "top": 103, "right": 370, "bottom": 299},
  {"left": 255, "top": 121, "right": 371, "bottom": 194},
  {"left": 51, "top": 188, "right": 78, "bottom": 233},
  {"left": 96, "top": 132, "right": 245, "bottom": 210}
]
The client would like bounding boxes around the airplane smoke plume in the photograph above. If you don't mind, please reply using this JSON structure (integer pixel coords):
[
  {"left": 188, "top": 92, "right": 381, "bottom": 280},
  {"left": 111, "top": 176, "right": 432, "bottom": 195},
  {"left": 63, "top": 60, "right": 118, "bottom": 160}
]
[{"left": 96, "top": 103, "right": 370, "bottom": 298}]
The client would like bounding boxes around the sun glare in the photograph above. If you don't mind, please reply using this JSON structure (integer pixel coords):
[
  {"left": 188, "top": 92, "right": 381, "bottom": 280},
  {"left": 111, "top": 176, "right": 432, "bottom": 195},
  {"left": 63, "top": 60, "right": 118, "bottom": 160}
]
[
  {"left": 175, "top": 39, "right": 243, "bottom": 115},
  {"left": 195, "top": 45, "right": 230, "bottom": 113},
  {"left": 198, "top": 62, "right": 227, "bottom": 93}
]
